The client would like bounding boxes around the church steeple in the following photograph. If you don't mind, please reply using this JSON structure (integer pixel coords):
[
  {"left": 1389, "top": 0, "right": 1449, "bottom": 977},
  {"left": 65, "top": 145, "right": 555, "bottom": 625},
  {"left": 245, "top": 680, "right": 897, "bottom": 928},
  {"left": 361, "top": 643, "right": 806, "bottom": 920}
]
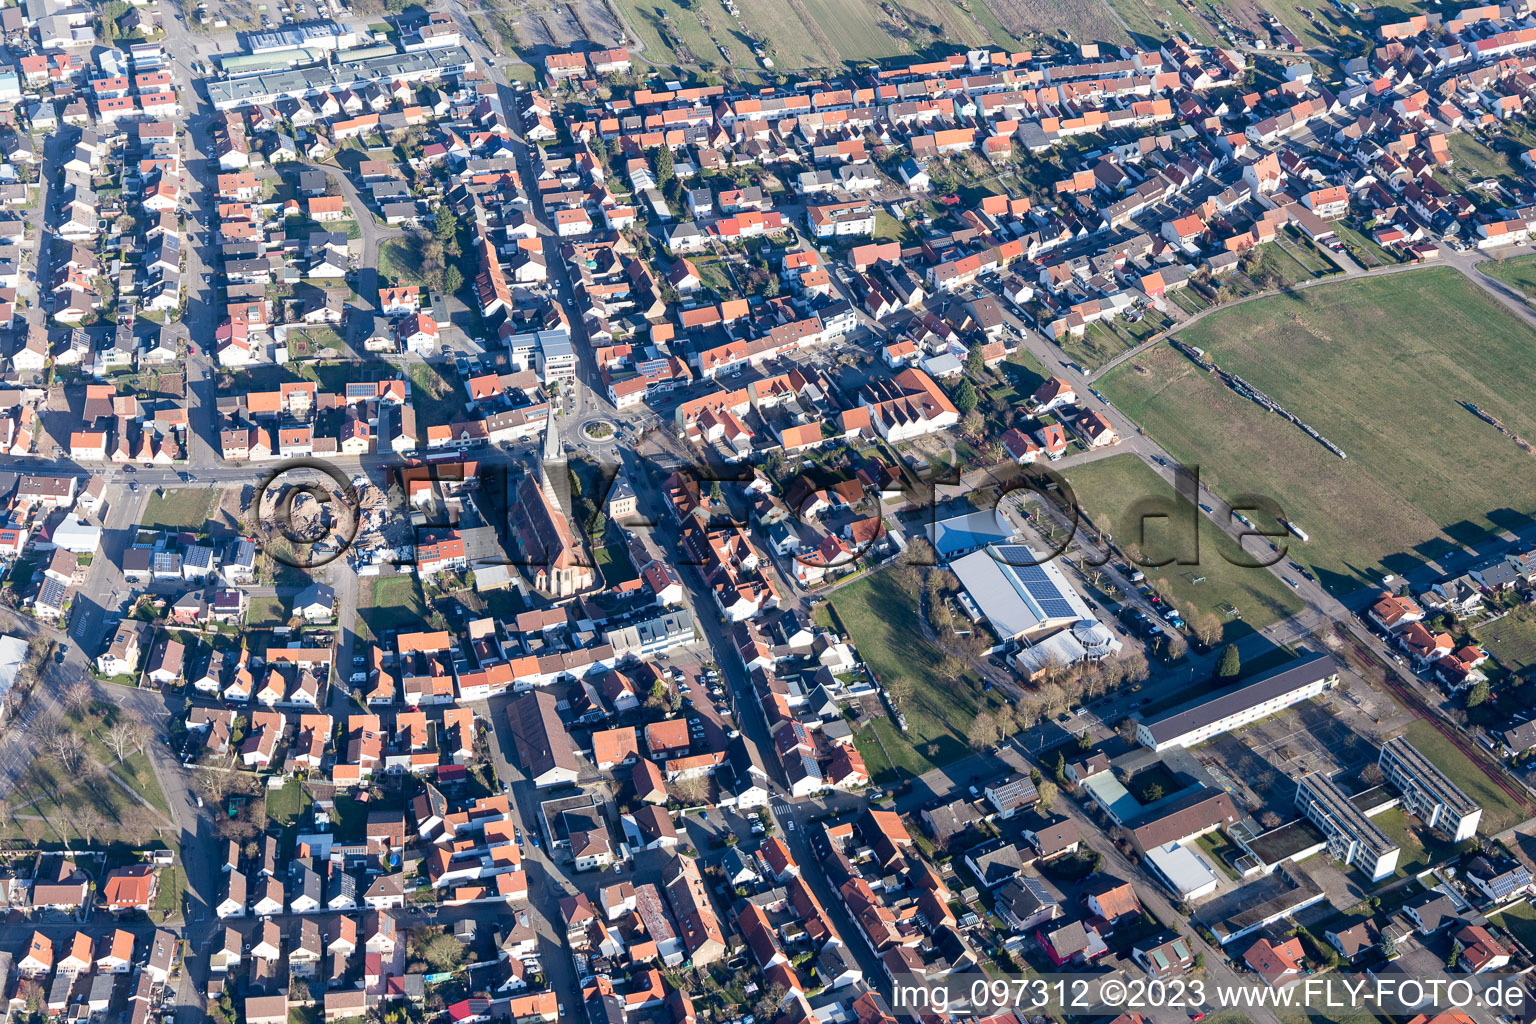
[{"left": 540, "top": 417, "right": 570, "bottom": 515}]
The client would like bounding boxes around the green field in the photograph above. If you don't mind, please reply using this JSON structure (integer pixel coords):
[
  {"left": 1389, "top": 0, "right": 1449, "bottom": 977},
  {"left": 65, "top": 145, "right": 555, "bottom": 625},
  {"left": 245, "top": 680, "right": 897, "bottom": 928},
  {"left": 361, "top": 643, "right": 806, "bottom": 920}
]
[
  {"left": 1449, "top": 132, "right": 1525, "bottom": 187},
  {"left": 377, "top": 238, "right": 423, "bottom": 287},
  {"left": 827, "top": 570, "right": 1007, "bottom": 780},
  {"left": 1098, "top": 270, "right": 1536, "bottom": 593},
  {"left": 409, "top": 361, "right": 465, "bottom": 425},
  {"left": 246, "top": 595, "right": 291, "bottom": 628},
  {"left": 1404, "top": 718, "right": 1529, "bottom": 834},
  {"left": 141, "top": 489, "right": 219, "bottom": 532},
  {"left": 360, "top": 575, "right": 428, "bottom": 639},
  {"left": 1368, "top": 806, "right": 1456, "bottom": 879},
  {"left": 1065, "top": 455, "right": 1306, "bottom": 641},
  {"left": 1490, "top": 901, "right": 1536, "bottom": 953},
  {"left": 1477, "top": 606, "right": 1536, "bottom": 674},
  {"left": 1480, "top": 254, "right": 1536, "bottom": 308}
]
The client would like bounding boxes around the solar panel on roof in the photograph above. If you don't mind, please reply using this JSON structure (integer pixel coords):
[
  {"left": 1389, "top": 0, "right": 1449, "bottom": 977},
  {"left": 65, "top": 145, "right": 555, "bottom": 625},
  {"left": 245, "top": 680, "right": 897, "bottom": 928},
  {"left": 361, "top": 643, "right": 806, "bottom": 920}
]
[{"left": 1009, "top": 560, "right": 1077, "bottom": 619}]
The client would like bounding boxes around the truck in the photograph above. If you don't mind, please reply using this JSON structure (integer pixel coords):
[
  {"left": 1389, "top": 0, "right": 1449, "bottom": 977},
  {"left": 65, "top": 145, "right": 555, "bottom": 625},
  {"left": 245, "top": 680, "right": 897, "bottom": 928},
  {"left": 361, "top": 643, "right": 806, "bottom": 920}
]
[{"left": 1283, "top": 519, "right": 1310, "bottom": 542}]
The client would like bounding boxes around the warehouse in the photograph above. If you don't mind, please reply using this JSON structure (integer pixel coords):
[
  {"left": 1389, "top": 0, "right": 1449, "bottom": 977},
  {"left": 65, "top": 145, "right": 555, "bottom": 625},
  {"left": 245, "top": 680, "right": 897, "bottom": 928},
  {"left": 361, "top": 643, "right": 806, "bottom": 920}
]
[{"left": 1136, "top": 651, "right": 1339, "bottom": 752}]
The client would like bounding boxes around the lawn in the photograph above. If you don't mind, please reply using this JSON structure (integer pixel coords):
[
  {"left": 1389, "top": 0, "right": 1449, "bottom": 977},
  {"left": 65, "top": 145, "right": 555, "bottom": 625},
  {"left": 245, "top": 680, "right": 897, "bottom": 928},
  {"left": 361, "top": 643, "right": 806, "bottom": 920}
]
[
  {"left": 10, "top": 703, "right": 170, "bottom": 842},
  {"left": 1098, "top": 270, "right": 1536, "bottom": 594},
  {"left": 141, "top": 489, "right": 218, "bottom": 532},
  {"left": 829, "top": 570, "right": 1010, "bottom": 780},
  {"left": 298, "top": 359, "right": 400, "bottom": 395},
  {"left": 153, "top": 865, "right": 185, "bottom": 920},
  {"left": 594, "top": 532, "right": 638, "bottom": 586},
  {"left": 1332, "top": 221, "right": 1399, "bottom": 269},
  {"left": 378, "top": 238, "right": 423, "bottom": 286},
  {"left": 1058, "top": 322, "right": 1142, "bottom": 373},
  {"left": 360, "top": 574, "right": 428, "bottom": 639},
  {"left": 1477, "top": 606, "right": 1536, "bottom": 674},
  {"left": 1065, "top": 455, "right": 1306, "bottom": 641},
  {"left": 1449, "top": 132, "right": 1524, "bottom": 186},
  {"left": 409, "top": 360, "right": 464, "bottom": 425},
  {"left": 1367, "top": 806, "right": 1456, "bottom": 879},
  {"left": 1479, "top": 254, "right": 1536, "bottom": 308},
  {"left": 872, "top": 210, "right": 921, "bottom": 247},
  {"left": 267, "top": 780, "right": 313, "bottom": 826},
  {"left": 247, "top": 596, "right": 290, "bottom": 628},
  {"left": 1403, "top": 718, "right": 1529, "bottom": 834},
  {"left": 1490, "top": 901, "right": 1536, "bottom": 953}
]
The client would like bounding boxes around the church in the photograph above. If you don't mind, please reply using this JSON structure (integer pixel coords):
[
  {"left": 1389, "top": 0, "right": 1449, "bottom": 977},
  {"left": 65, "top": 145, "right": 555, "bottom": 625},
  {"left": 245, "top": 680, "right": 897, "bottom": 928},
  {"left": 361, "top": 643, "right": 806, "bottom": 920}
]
[{"left": 510, "top": 419, "right": 595, "bottom": 598}]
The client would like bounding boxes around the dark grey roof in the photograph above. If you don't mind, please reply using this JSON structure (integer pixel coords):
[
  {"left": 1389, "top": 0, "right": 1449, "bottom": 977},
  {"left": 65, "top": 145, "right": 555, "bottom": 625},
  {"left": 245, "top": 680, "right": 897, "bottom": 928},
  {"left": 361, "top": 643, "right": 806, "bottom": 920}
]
[{"left": 1141, "top": 652, "right": 1337, "bottom": 745}]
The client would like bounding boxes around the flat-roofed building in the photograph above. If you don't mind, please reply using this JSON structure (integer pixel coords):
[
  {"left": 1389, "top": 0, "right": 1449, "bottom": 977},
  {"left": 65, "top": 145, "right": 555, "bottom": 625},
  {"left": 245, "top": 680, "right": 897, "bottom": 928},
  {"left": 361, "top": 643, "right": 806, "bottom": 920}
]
[
  {"left": 1137, "top": 652, "right": 1339, "bottom": 751},
  {"left": 1378, "top": 736, "right": 1482, "bottom": 842},
  {"left": 1295, "top": 773, "right": 1400, "bottom": 882}
]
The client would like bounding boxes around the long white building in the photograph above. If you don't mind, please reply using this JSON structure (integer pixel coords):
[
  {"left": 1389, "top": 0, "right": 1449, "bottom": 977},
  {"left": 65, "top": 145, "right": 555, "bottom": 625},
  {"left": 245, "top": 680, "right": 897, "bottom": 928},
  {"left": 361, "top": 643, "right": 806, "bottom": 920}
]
[{"left": 1136, "top": 652, "right": 1339, "bottom": 751}]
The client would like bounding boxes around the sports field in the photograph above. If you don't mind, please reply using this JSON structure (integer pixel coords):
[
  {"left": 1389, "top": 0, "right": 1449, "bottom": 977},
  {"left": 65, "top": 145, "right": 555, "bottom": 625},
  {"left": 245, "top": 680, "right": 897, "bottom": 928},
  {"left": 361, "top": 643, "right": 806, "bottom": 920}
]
[
  {"left": 1098, "top": 270, "right": 1536, "bottom": 593},
  {"left": 1065, "top": 455, "right": 1305, "bottom": 642}
]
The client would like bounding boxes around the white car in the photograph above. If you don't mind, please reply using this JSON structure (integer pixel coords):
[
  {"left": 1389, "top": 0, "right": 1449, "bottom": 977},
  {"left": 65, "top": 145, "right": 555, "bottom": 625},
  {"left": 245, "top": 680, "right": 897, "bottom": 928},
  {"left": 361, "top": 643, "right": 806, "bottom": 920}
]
[{"left": 350, "top": 672, "right": 365, "bottom": 682}]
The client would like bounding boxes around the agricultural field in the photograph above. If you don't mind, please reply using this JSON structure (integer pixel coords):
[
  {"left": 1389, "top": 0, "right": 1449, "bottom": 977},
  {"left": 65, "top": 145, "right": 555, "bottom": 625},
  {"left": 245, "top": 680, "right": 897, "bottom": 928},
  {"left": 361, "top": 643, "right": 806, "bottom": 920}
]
[
  {"left": 1064, "top": 455, "right": 1306, "bottom": 642},
  {"left": 620, "top": 0, "right": 763, "bottom": 68},
  {"left": 984, "top": 0, "right": 1127, "bottom": 46},
  {"left": 1107, "top": 0, "right": 1219, "bottom": 45},
  {"left": 1097, "top": 270, "right": 1536, "bottom": 594},
  {"left": 620, "top": 0, "right": 1029, "bottom": 72}
]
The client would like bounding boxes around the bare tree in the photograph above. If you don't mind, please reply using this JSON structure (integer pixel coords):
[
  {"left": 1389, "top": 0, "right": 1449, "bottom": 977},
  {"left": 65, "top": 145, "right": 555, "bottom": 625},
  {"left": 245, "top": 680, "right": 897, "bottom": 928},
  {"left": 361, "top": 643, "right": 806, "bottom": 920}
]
[
  {"left": 1192, "top": 614, "right": 1223, "bottom": 648},
  {"left": 61, "top": 682, "right": 93, "bottom": 717},
  {"left": 967, "top": 712, "right": 1002, "bottom": 751},
  {"left": 119, "top": 817, "right": 154, "bottom": 847},
  {"left": 47, "top": 731, "right": 86, "bottom": 775},
  {"left": 106, "top": 719, "right": 147, "bottom": 764},
  {"left": 19, "top": 817, "right": 43, "bottom": 844},
  {"left": 669, "top": 775, "right": 709, "bottom": 805},
  {"left": 884, "top": 676, "right": 914, "bottom": 707}
]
